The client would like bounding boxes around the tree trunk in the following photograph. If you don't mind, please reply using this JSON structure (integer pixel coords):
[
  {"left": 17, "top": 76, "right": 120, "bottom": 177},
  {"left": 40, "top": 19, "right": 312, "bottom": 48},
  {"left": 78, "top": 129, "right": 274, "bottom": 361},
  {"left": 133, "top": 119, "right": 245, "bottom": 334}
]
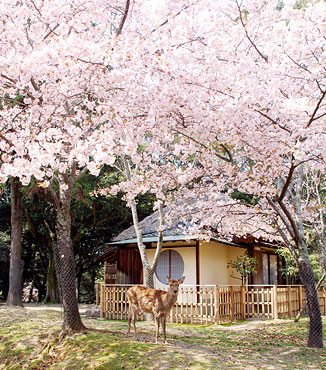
[
  {"left": 298, "top": 253, "right": 323, "bottom": 348},
  {"left": 6, "top": 177, "right": 23, "bottom": 306},
  {"left": 44, "top": 249, "right": 60, "bottom": 303},
  {"left": 143, "top": 266, "right": 155, "bottom": 289},
  {"left": 52, "top": 182, "right": 86, "bottom": 332}
]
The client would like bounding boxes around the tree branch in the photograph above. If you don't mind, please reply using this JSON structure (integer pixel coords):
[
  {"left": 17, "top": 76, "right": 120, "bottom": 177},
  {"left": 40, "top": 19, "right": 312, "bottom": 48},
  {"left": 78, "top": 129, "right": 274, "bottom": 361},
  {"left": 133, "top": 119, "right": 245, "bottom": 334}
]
[
  {"left": 266, "top": 194, "right": 297, "bottom": 242},
  {"left": 152, "top": 5, "right": 190, "bottom": 33},
  {"left": 276, "top": 223, "right": 300, "bottom": 263},
  {"left": 43, "top": 23, "right": 60, "bottom": 41},
  {"left": 172, "top": 128, "right": 233, "bottom": 163},
  {"left": 236, "top": 1, "right": 268, "bottom": 63},
  {"left": 278, "top": 157, "right": 295, "bottom": 202},
  {"left": 307, "top": 89, "right": 326, "bottom": 127},
  {"left": 151, "top": 202, "right": 165, "bottom": 270},
  {"left": 116, "top": 0, "right": 130, "bottom": 36},
  {"left": 254, "top": 109, "right": 291, "bottom": 134},
  {"left": 47, "top": 182, "right": 60, "bottom": 209}
]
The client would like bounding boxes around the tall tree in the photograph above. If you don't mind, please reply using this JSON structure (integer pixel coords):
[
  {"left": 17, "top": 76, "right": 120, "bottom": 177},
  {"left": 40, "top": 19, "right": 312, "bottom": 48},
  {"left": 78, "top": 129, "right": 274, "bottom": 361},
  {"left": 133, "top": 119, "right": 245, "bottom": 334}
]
[
  {"left": 147, "top": 0, "right": 326, "bottom": 348},
  {"left": 0, "top": 0, "right": 132, "bottom": 332},
  {"left": 6, "top": 178, "right": 23, "bottom": 306}
]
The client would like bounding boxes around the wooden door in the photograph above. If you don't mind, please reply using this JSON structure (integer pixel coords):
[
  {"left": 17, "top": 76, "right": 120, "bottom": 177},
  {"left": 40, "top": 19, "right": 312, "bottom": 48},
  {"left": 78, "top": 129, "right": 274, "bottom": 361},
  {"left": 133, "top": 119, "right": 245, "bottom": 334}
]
[{"left": 117, "top": 248, "right": 143, "bottom": 284}]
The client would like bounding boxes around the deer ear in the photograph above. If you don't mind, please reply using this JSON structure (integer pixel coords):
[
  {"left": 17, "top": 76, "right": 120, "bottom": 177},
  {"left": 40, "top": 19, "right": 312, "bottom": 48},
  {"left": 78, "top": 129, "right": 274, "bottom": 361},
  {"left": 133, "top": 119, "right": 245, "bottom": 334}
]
[
  {"left": 166, "top": 276, "right": 171, "bottom": 283},
  {"left": 178, "top": 276, "right": 185, "bottom": 284}
]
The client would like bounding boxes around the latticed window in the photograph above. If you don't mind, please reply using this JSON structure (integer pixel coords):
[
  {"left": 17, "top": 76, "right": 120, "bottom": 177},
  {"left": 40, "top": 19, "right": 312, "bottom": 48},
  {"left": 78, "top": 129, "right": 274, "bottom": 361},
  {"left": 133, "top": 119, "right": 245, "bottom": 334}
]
[{"left": 155, "top": 250, "right": 184, "bottom": 285}]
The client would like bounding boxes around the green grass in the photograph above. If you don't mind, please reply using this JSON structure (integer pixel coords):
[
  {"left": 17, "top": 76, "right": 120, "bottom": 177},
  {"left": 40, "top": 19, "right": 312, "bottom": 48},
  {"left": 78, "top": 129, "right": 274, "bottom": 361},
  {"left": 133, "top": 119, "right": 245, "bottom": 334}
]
[{"left": 0, "top": 306, "right": 326, "bottom": 369}]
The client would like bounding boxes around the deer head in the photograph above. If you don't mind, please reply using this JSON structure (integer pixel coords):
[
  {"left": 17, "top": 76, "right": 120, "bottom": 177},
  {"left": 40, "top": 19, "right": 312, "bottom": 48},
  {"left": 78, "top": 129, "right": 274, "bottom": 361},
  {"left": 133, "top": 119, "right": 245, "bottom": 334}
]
[{"left": 167, "top": 276, "right": 185, "bottom": 294}]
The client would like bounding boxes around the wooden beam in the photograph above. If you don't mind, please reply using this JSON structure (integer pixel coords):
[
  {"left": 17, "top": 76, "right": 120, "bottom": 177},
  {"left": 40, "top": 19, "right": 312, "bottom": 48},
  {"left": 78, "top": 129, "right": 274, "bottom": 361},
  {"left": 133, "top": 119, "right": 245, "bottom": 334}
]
[{"left": 196, "top": 240, "right": 200, "bottom": 285}]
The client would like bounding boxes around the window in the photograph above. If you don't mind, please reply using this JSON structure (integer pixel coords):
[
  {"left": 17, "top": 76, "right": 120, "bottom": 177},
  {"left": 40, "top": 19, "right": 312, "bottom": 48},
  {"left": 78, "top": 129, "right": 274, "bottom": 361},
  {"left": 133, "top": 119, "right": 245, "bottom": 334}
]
[
  {"left": 263, "top": 253, "right": 278, "bottom": 285},
  {"left": 155, "top": 250, "right": 184, "bottom": 285}
]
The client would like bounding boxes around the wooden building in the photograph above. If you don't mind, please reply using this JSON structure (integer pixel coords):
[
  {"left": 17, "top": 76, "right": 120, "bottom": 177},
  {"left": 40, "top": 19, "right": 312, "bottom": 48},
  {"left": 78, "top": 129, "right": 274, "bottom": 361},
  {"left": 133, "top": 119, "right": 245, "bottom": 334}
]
[{"left": 96, "top": 208, "right": 286, "bottom": 289}]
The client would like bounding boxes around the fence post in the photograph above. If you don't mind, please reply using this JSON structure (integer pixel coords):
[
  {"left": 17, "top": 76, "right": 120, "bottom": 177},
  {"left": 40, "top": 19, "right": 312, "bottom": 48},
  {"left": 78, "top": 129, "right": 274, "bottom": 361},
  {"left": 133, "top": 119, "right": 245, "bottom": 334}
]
[
  {"left": 96, "top": 282, "right": 101, "bottom": 306},
  {"left": 298, "top": 285, "right": 303, "bottom": 311},
  {"left": 215, "top": 285, "right": 220, "bottom": 324},
  {"left": 100, "top": 284, "right": 104, "bottom": 318},
  {"left": 272, "top": 285, "right": 278, "bottom": 320},
  {"left": 287, "top": 286, "right": 292, "bottom": 318},
  {"left": 229, "top": 286, "right": 234, "bottom": 322},
  {"left": 240, "top": 285, "right": 246, "bottom": 320}
]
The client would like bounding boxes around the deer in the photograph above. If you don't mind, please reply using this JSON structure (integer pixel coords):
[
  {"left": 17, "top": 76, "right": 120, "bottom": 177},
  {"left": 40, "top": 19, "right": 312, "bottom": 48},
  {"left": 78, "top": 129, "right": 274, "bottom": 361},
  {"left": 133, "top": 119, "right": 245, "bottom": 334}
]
[{"left": 126, "top": 276, "right": 185, "bottom": 344}]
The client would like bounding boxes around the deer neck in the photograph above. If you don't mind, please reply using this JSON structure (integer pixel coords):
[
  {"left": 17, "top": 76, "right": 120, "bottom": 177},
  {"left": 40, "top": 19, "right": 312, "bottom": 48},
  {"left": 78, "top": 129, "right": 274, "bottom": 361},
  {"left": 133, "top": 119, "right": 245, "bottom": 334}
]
[{"left": 166, "top": 289, "right": 178, "bottom": 307}]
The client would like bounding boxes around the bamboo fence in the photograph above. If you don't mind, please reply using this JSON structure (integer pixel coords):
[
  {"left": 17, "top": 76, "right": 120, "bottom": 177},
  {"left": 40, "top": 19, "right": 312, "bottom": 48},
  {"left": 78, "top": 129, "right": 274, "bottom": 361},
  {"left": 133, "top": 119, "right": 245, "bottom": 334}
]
[{"left": 97, "top": 284, "right": 326, "bottom": 324}]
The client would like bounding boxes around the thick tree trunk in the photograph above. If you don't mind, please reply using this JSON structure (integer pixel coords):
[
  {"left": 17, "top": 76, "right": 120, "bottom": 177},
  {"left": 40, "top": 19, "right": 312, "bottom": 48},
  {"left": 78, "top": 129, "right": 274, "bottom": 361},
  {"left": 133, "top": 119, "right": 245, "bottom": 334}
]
[
  {"left": 44, "top": 249, "right": 60, "bottom": 303},
  {"left": 298, "top": 254, "right": 323, "bottom": 348},
  {"left": 6, "top": 178, "right": 23, "bottom": 306},
  {"left": 52, "top": 182, "right": 86, "bottom": 332}
]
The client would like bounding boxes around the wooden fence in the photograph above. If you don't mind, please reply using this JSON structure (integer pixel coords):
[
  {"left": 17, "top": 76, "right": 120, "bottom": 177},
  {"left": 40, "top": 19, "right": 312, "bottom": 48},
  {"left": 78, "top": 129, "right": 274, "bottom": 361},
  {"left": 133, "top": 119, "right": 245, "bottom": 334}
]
[{"left": 98, "top": 284, "right": 326, "bottom": 324}]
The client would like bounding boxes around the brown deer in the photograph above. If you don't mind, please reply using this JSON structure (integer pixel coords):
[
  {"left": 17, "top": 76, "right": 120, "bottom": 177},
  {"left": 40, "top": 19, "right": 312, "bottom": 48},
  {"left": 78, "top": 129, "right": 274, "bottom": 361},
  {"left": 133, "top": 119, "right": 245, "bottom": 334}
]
[{"left": 126, "top": 276, "right": 185, "bottom": 344}]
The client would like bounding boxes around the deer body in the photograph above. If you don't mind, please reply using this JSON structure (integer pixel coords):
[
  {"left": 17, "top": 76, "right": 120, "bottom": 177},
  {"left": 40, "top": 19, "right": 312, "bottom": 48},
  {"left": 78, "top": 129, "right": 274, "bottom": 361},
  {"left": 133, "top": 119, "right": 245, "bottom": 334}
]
[{"left": 127, "top": 276, "right": 185, "bottom": 344}]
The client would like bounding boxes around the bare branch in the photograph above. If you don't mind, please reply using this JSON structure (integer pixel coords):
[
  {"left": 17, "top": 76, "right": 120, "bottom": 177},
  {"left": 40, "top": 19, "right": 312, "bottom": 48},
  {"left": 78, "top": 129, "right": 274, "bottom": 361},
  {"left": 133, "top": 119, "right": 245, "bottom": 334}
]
[
  {"left": 172, "top": 128, "right": 233, "bottom": 163},
  {"left": 236, "top": 1, "right": 268, "bottom": 63},
  {"left": 116, "top": 0, "right": 130, "bottom": 36},
  {"left": 254, "top": 109, "right": 291, "bottom": 134},
  {"left": 47, "top": 182, "right": 60, "bottom": 209},
  {"left": 152, "top": 5, "right": 190, "bottom": 33},
  {"left": 151, "top": 202, "right": 165, "bottom": 270},
  {"left": 276, "top": 223, "right": 300, "bottom": 263},
  {"left": 285, "top": 52, "right": 311, "bottom": 73},
  {"left": 30, "top": 76, "right": 40, "bottom": 92},
  {"left": 0, "top": 133, "right": 13, "bottom": 148},
  {"left": 43, "top": 23, "right": 60, "bottom": 41},
  {"left": 12, "top": 107, "right": 29, "bottom": 121},
  {"left": 307, "top": 89, "right": 326, "bottom": 127},
  {"left": 0, "top": 74, "right": 17, "bottom": 85},
  {"left": 30, "top": 0, "right": 42, "bottom": 17},
  {"left": 278, "top": 157, "right": 295, "bottom": 202},
  {"left": 185, "top": 81, "right": 234, "bottom": 98},
  {"left": 266, "top": 194, "right": 297, "bottom": 242}
]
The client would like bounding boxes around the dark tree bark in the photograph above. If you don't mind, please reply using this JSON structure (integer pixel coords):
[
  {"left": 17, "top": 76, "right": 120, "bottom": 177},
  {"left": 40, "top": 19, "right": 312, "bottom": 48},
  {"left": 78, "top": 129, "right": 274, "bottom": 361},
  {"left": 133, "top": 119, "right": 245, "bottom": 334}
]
[
  {"left": 6, "top": 177, "right": 23, "bottom": 306},
  {"left": 44, "top": 250, "right": 60, "bottom": 303},
  {"left": 50, "top": 175, "right": 86, "bottom": 332},
  {"left": 268, "top": 164, "right": 323, "bottom": 348},
  {"left": 298, "top": 252, "right": 323, "bottom": 348}
]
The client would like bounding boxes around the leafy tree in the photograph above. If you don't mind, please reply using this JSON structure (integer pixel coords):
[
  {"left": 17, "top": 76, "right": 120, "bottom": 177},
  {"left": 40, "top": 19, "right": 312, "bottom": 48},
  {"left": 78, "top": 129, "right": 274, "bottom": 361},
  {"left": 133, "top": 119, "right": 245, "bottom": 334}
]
[{"left": 227, "top": 255, "right": 258, "bottom": 285}]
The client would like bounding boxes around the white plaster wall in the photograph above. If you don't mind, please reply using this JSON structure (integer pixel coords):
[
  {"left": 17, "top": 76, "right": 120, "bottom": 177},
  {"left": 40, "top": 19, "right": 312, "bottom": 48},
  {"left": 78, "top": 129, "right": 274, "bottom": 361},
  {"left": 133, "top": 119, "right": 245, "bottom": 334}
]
[
  {"left": 199, "top": 241, "right": 228, "bottom": 285},
  {"left": 146, "top": 242, "right": 247, "bottom": 288}
]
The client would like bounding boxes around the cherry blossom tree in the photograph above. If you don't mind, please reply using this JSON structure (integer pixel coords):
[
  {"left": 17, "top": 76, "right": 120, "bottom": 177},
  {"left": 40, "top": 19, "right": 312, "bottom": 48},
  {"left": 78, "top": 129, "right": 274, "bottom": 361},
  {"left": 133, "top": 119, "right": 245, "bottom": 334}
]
[
  {"left": 0, "top": 0, "right": 137, "bottom": 332},
  {"left": 1, "top": 0, "right": 326, "bottom": 348},
  {"left": 143, "top": 0, "right": 326, "bottom": 348}
]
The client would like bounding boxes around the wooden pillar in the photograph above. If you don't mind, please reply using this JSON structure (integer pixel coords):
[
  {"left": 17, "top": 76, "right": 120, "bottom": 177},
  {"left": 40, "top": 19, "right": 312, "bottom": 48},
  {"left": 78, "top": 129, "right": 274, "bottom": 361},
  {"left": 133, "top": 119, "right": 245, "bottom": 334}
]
[
  {"left": 241, "top": 285, "right": 246, "bottom": 320},
  {"left": 196, "top": 240, "right": 200, "bottom": 285},
  {"left": 104, "top": 261, "right": 107, "bottom": 283},
  {"left": 272, "top": 285, "right": 278, "bottom": 319}
]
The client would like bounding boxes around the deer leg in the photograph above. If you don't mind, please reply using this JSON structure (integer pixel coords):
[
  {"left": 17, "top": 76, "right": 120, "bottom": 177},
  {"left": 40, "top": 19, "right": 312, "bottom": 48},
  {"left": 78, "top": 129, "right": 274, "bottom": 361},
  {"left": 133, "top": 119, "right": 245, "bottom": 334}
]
[
  {"left": 127, "top": 309, "right": 132, "bottom": 335},
  {"left": 132, "top": 308, "right": 138, "bottom": 337},
  {"left": 127, "top": 305, "right": 138, "bottom": 337},
  {"left": 155, "top": 315, "right": 160, "bottom": 344},
  {"left": 161, "top": 315, "right": 168, "bottom": 344}
]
